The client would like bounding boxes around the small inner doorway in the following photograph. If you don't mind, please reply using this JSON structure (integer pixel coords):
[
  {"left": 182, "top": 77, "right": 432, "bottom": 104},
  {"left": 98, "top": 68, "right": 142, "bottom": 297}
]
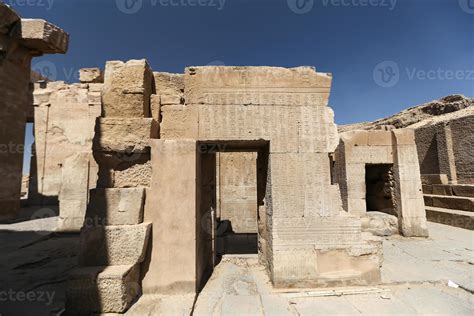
[{"left": 365, "top": 163, "right": 396, "bottom": 216}]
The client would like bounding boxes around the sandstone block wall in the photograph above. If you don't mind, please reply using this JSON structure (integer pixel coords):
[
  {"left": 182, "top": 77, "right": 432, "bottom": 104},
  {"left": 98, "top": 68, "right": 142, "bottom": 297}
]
[
  {"left": 334, "top": 129, "right": 428, "bottom": 237},
  {"left": 0, "top": 4, "right": 68, "bottom": 220},
  {"left": 412, "top": 107, "right": 474, "bottom": 184},
  {"left": 217, "top": 152, "right": 258, "bottom": 234},
  {"left": 28, "top": 81, "right": 101, "bottom": 207},
  {"left": 67, "top": 59, "right": 156, "bottom": 314},
  {"left": 339, "top": 96, "right": 473, "bottom": 185},
  {"left": 148, "top": 66, "right": 382, "bottom": 289}
]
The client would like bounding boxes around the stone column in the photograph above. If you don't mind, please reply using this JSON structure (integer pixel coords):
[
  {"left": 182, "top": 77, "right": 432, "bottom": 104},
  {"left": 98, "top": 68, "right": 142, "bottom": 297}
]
[
  {"left": 392, "top": 129, "right": 429, "bottom": 237},
  {"left": 0, "top": 4, "right": 68, "bottom": 220},
  {"left": 142, "top": 139, "right": 200, "bottom": 294}
]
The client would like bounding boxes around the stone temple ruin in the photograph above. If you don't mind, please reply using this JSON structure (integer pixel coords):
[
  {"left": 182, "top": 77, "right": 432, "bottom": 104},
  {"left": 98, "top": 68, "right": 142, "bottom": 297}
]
[{"left": 1, "top": 4, "right": 473, "bottom": 315}]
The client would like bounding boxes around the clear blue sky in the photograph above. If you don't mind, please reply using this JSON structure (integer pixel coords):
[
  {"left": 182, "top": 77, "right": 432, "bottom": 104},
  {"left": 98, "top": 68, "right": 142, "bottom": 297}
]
[{"left": 10, "top": 0, "right": 473, "bottom": 173}]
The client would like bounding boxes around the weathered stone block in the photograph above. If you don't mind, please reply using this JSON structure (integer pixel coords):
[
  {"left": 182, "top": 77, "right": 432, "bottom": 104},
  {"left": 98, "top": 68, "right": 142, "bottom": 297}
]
[
  {"left": 161, "top": 94, "right": 183, "bottom": 105},
  {"left": 392, "top": 128, "right": 416, "bottom": 145},
  {"left": 16, "top": 18, "right": 69, "bottom": 54},
  {"left": 87, "top": 91, "right": 101, "bottom": 105},
  {"left": 93, "top": 118, "right": 158, "bottom": 153},
  {"left": 361, "top": 212, "right": 399, "bottom": 236},
  {"left": 340, "top": 130, "right": 369, "bottom": 146},
  {"left": 154, "top": 72, "right": 184, "bottom": 96},
  {"left": 66, "top": 264, "right": 140, "bottom": 315},
  {"left": 151, "top": 94, "right": 161, "bottom": 121},
  {"left": 160, "top": 105, "right": 198, "bottom": 139},
  {"left": 184, "top": 66, "right": 332, "bottom": 106},
  {"left": 87, "top": 188, "right": 145, "bottom": 225},
  {"left": 79, "top": 68, "right": 103, "bottom": 83},
  {"left": 94, "top": 153, "right": 151, "bottom": 188},
  {"left": 102, "top": 59, "right": 153, "bottom": 118},
  {"left": 79, "top": 223, "right": 151, "bottom": 266},
  {"left": 114, "top": 160, "right": 152, "bottom": 188},
  {"left": 367, "top": 130, "right": 392, "bottom": 146},
  {"left": 57, "top": 153, "right": 91, "bottom": 232},
  {"left": 88, "top": 83, "right": 103, "bottom": 92}
]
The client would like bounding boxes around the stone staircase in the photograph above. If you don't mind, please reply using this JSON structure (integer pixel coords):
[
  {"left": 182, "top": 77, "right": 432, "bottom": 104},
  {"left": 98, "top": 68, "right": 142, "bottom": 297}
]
[
  {"left": 66, "top": 59, "right": 156, "bottom": 315},
  {"left": 423, "top": 181, "right": 474, "bottom": 230},
  {"left": 66, "top": 188, "right": 151, "bottom": 314}
]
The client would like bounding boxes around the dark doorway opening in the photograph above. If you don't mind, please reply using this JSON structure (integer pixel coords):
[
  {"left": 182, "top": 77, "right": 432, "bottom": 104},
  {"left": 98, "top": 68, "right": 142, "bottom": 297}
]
[
  {"left": 196, "top": 141, "right": 270, "bottom": 292},
  {"left": 365, "top": 164, "right": 396, "bottom": 216}
]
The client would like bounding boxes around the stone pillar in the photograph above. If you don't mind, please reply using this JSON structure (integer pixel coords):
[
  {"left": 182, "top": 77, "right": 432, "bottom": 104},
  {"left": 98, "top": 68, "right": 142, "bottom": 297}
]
[
  {"left": 438, "top": 124, "right": 457, "bottom": 183},
  {"left": 142, "top": 139, "right": 200, "bottom": 294},
  {"left": 0, "top": 4, "right": 68, "bottom": 220},
  {"left": 392, "top": 129, "right": 429, "bottom": 237}
]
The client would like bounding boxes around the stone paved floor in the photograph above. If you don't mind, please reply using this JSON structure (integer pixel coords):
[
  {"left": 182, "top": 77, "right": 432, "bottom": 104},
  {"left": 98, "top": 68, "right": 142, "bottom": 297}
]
[
  {"left": 0, "top": 213, "right": 79, "bottom": 315},
  {"left": 0, "top": 218, "right": 472, "bottom": 315},
  {"left": 130, "top": 222, "right": 474, "bottom": 315}
]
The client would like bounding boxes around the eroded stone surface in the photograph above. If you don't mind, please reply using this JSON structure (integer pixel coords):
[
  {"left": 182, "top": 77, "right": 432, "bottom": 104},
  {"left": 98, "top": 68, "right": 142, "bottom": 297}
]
[
  {"left": 102, "top": 59, "right": 153, "bottom": 118},
  {"left": 93, "top": 117, "right": 158, "bottom": 153},
  {"left": 67, "top": 264, "right": 140, "bottom": 315},
  {"left": 79, "top": 223, "right": 151, "bottom": 266},
  {"left": 79, "top": 67, "right": 104, "bottom": 83},
  {"left": 16, "top": 18, "right": 69, "bottom": 54},
  {"left": 87, "top": 188, "right": 145, "bottom": 225},
  {"left": 361, "top": 212, "right": 399, "bottom": 236}
]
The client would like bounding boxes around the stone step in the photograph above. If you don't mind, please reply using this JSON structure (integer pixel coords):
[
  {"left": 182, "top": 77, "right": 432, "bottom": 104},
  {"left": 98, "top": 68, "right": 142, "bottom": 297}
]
[
  {"left": 426, "top": 206, "right": 474, "bottom": 230},
  {"left": 422, "top": 184, "right": 474, "bottom": 198},
  {"left": 424, "top": 194, "right": 474, "bottom": 212},
  {"left": 86, "top": 188, "right": 145, "bottom": 226},
  {"left": 66, "top": 264, "right": 140, "bottom": 315},
  {"left": 79, "top": 222, "right": 151, "bottom": 266}
]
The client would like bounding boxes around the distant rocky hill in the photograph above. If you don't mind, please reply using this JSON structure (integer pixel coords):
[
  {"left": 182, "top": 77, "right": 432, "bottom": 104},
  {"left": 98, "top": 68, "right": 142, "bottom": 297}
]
[{"left": 339, "top": 95, "right": 473, "bottom": 132}]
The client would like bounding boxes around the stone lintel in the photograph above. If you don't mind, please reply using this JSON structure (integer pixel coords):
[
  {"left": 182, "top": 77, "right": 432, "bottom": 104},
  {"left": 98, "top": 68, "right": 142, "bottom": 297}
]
[{"left": 15, "top": 19, "right": 69, "bottom": 54}]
